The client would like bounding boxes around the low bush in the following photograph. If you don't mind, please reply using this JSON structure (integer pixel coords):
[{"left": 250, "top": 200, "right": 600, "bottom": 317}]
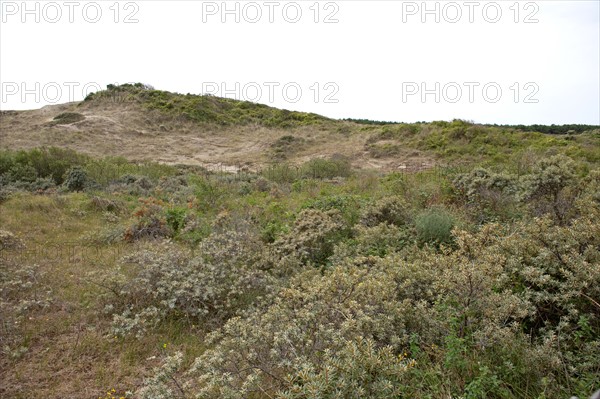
[
  {"left": 107, "top": 225, "right": 273, "bottom": 337},
  {"left": 415, "top": 207, "right": 456, "bottom": 247},
  {"left": 269, "top": 209, "right": 347, "bottom": 267},
  {"left": 453, "top": 168, "right": 519, "bottom": 222},
  {"left": 63, "top": 166, "right": 89, "bottom": 192},
  {"left": 521, "top": 154, "right": 578, "bottom": 224},
  {"left": 360, "top": 196, "right": 412, "bottom": 227},
  {"left": 124, "top": 197, "right": 172, "bottom": 242}
]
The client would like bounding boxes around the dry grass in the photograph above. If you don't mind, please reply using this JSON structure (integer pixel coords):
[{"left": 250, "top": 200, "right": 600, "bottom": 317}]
[{"left": 0, "top": 193, "right": 203, "bottom": 399}]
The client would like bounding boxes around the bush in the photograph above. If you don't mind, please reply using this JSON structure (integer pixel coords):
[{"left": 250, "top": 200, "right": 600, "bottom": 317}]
[
  {"left": 303, "top": 194, "right": 363, "bottom": 225},
  {"left": 51, "top": 112, "right": 85, "bottom": 125},
  {"left": 453, "top": 168, "right": 519, "bottom": 222},
  {"left": 269, "top": 209, "right": 347, "bottom": 267},
  {"left": 2, "top": 163, "right": 38, "bottom": 183},
  {"left": 415, "top": 207, "right": 455, "bottom": 247},
  {"left": 124, "top": 197, "right": 172, "bottom": 242},
  {"left": 89, "top": 196, "right": 123, "bottom": 213},
  {"left": 522, "top": 154, "right": 578, "bottom": 224},
  {"left": 186, "top": 260, "right": 409, "bottom": 398},
  {"left": 63, "top": 166, "right": 89, "bottom": 192},
  {"left": 300, "top": 157, "right": 352, "bottom": 179},
  {"left": 279, "top": 338, "right": 415, "bottom": 399},
  {"left": 108, "top": 225, "right": 273, "bottom": 337},
  {"left": 0, "top": 230, "right": 24, "bottom": 251},
  {"left": 360, "top": 196, "right": 412, "bottom": 227},
  {"left": 332, "top": 222, "right": 413, "bottom": 260},
  {"left": 0, "top": 148, "right": 87, "bottom": 186},
  {"left": 165, "top": 207, "right": 187, "bottom": 233}
]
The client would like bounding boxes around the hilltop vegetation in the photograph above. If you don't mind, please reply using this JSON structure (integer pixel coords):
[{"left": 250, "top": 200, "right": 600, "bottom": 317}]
[
  {"left": 1, "top": 85, "right": 599, "bottom": 398},
  {"left": 85, "top": 83, "right": 330, "bottom": 128}
]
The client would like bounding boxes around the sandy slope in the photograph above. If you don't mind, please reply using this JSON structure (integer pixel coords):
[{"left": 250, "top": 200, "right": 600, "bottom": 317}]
[{"left": 0, "top": 100, "right": 434, "bottom": 172}]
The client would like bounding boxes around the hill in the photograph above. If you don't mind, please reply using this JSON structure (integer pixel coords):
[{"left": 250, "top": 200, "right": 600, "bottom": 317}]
[{"left": 2, "top": 83, "right": 598, "bottom": 173}]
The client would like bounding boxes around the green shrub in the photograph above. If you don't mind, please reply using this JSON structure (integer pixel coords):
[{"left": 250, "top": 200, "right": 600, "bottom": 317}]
[
  {"left": 63, "top": 166, "right": 89, "bottom": 191},
  {"left": 165, "top": 207, "right": 187, "bottom": 233},
  {"left": 303, "top": 194, "right": 363, "bottom": 225},
  {"left": 415, "top": 207, "right": 455, "bottom": 247},
  {"left": 333, "top": 222, "right": 413, "bottom": 259},
  {"left": 2, "top": 163, "right": 38, "bottom": 183},
  {"left": 300, "top": 157, "right": 352, "bottom": 179},
  {"left": 269, "top": 209, "right": 347, "bottom": 267},
  {"left": 360, "top": 196, "right": 412, "bottom": 227}
]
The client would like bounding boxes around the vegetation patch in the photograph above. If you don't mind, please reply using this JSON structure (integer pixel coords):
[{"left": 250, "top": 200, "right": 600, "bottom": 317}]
[{"left": 51, "top": 112, "right": 86, "bottom": 125}]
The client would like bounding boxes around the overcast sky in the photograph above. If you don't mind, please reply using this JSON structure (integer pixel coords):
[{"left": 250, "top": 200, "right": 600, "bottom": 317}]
[{"left": 1, "top": 0, "right": 599, "bottom": 124}]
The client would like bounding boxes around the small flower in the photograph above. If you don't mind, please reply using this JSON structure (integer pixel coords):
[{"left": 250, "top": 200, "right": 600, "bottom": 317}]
[{"left": 163, "top": 343, "right": 167, "bottom": 349}]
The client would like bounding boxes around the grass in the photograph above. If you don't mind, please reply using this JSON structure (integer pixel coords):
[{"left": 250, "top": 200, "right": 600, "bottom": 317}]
[{"left": 0, "top": 193, "right": 206, "bottom": 399}]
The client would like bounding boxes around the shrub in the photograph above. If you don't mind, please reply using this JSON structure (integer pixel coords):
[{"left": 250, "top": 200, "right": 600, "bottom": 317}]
[
  {"left": 63, "top": 166, "right": 89, "bottom": 192},
  {"left": 90, "top": 196, "right": 123, "bottom": 213},
  {"left": 415, "top": 207, "right": 455, "bottom": 247},
  {"left": 279, "top": 338, "right": 415, "bottom": 399},
  {"left": 108, "top": 174, "right": 154, "bottom": 195},
  {"left": 303, "top": 194, "right": 363, "bottom": 225},
  {"left": 271, "top": 135, "right": 305, "bottom": 160},
  {"left": 108, "top": 226, "right": 273, "bottom": 337},
  {"left": 0, "top": 230, "right": 24, "bottom": 251},
  {"left": 28, "top": 177, "right": 56, "bottom": 192},
  {"left": 186, "top": 260, "right": 409, "bottom": 398},
  {"left": 124, "top": 197, "right": 172, "bottom": 242},
  {"left": 157, "top": 175, "right": 187, "bottom": 193},
  {"left": 165, "top": 207, "right": 187, "bottom": 233},
  {"left": 332, "top": 222, "right": 413, "bottom": 260},
  {"left": 453, "top": 168, "right": 519, "bottom": 222},
  {"left": 0, "top": 262, "right": 54, "bottom": 356},
  {"left": 522, "top": 154, "right": 578, "bottom": 224},
  {"left": 269, "top": 209, "right": 346, "bottom": 267},
  {"left": 360, "top": 196, "right": 412, "bottom": 227},
  {"left": 300, "top": 157, "right": 352, "bottom": 179},
  {"left": 137, "top": 352, "right": 185, "bottom": 399},
  {"left": 0, "top": 148, "right": 86, "bottom": 185}
]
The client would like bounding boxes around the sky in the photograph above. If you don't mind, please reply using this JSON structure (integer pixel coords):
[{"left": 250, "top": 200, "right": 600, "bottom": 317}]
[{"left": 1, "top": 0, "right": 599, "bottom": 125}]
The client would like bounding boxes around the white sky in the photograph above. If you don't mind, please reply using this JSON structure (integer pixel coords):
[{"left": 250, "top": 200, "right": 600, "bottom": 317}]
[{"left": 1, "top": 0, "right": 599, "bottom": 124}]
